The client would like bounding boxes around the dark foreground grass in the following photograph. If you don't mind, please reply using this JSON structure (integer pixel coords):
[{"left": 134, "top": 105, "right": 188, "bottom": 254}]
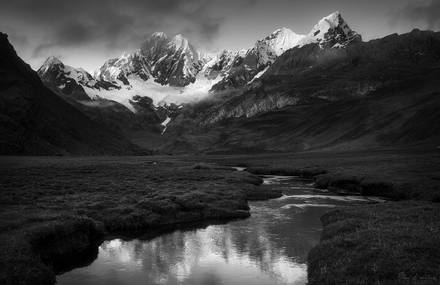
[
  {"left": 0, "top": 157, "right": 268, "bottom": 285},
  {"left": 308, "top": 202, "right": 440, "bottom": 284}
]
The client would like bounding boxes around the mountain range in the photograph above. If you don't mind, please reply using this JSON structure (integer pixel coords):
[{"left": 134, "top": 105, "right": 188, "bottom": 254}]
[
  {"left": 1, "top": 11, "right": 439, "bottom": 154},
  {"left": 37, "top": 12, "right": 360, "bottom": 110}
]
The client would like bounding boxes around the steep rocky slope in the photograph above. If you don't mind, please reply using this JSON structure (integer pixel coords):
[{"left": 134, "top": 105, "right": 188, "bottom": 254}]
[
  {"left": 211, "top": 11, "right": 361, "bottom": 91},
  {"left": 0, "top": 33, "right": 140, "bottom": 155},
  {"left": 198, "top": 29, "right": 440, "bottom": 124},
  {"left": 161, "top": 30, "right": 440, "bottom": 153}
]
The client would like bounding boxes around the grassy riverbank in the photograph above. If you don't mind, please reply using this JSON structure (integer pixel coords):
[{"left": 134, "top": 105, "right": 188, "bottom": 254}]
[
  {"left": 308, "top": 202, "right": 440, "bottom": 284},
  {"left": 201, "top": 147, "right": 440, "bottom": 201},
  {"left": 0, "top": 157, "right": 269, "bottom": 285}
]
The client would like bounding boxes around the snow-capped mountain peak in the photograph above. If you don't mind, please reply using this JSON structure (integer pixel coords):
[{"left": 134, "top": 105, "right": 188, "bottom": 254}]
[
  {"left": 244, "top": 27, "right": 306, "bottom": 70},
  {"left": 263, "top": 27, "right": 306, "bottom": 56},
  {"left": 42, "top": 55, "right": 63, "bottom": 65},
  {"left": 169, "top": 34, "right": 189, "bottom": 51},
  {"left": 151, "top": 32, "right": 168, "bottom": 40},
  {"left": 37, "top": 56, "right": 114, "bottom": 102},
  {"left": 39, "top": 56, "right": 64, "bottom": 74},
  {"left": 307, "top": 11, "right": 361, "bottom": 48}
]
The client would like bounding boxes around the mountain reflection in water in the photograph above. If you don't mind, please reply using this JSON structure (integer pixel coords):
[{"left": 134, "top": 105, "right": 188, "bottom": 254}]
[{"left": 58, "top": 176, "right": 378, "bottom": 285}]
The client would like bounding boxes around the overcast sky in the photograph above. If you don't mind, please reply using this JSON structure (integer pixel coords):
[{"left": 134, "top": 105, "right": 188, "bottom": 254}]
[{"left": 1, "top": 0, "right": 439, "bottom": 72}]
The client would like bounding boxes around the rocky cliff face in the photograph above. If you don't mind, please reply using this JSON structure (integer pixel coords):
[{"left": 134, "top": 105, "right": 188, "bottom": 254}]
[
  {"left": 94, "top": 52, "right": 150, "bottom": 84},
  {"left": 203, "top": 50, "right": 238, "bottom": 80},
  {"left": 38, "top": 56, "right": 119, "bottom": 101},
  {"left": 96, "top": 33, "right": 205, "bottom": 87},
  {"left": 306, "top": 11, "right": 362, "bottom": 48},
  {"left": 204, "top": 93, "right": 300, "bottom": 125}
]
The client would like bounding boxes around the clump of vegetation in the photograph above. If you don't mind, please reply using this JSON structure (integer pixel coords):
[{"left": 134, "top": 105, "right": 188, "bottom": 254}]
[
  {"left": 314, "top": 174, "right": 401, "bottom": 199},
  {"left": 308, "top": 202, "right": 440, "bottom": 284},
  {"left": 247, "top": 166, "right": 327, "bottom": 178}
]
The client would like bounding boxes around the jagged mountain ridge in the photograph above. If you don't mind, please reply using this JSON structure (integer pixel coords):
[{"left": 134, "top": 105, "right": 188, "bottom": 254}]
[
  {"left": 211, "top": 11, "right": 361, "bottom": 90},
  {"left": 38, "top": 11, "right": 359, "bottom": 112},
  {"left": 38, "top": 56, "right": 120, "bottom": 101},
  {"left": 96, "top": 32, "right": 205, "bottom": 87},
  {"left": 194, "top": 29, "right": 440, "bottom": 125}
]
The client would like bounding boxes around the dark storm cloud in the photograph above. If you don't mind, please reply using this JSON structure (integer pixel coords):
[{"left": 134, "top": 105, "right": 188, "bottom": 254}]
[
  {"left": 0, "top": 0, "right": 256, "bottom": 56},
  {"left": 393, "top": 0, "right": 440, "bottom": 29},
  {"left": 55, "top": 21, "right": 96, "bottom": 45}
]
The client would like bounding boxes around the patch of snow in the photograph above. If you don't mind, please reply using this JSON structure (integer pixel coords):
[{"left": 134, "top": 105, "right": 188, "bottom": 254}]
[
  {"left": 263, "top": 27, "right": 306, "bottom": 56},
  {"left": 161, "top": 116, "right": 171, "bottom": 135},
  {"left": 248, "top": 66, "right": 270, "bottom": 84},
  {"left": 170, "top": 34, "right": 188, "bottom": 51},
  {"left": 277, "top": 194, "right": 386, "bottom": 203},
  {"left": 232, "top": 167, "right": 247, "bottom": 171},
  {"left": 332, "top": 43, "right": 344, "bottom": 48}
]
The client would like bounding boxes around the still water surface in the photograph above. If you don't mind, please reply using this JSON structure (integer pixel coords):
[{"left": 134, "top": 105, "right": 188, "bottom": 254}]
[{"left": 58, "top": 175, "right": 381, "bottom": 285}]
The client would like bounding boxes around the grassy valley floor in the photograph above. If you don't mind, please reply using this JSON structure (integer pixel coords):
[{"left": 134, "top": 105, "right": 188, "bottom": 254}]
[
  {"left": 1, "top": 147, "right": 439, "bottom": 284},
  {"left": 0, "top": 157, "right": 269, "bottom": 285}
]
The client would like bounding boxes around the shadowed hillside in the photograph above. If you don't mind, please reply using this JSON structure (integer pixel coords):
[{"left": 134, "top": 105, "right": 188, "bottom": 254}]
[
  {"left": 0, "top": 33, "right": 141, "bottom": 155},
  {"left": 162, "top": 30, "right": 440, "bottom": 154}
]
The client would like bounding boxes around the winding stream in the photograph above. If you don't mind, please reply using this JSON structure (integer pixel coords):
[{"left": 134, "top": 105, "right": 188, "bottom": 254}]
[{"left": 57, "top": 174, "right": 383, "bottom": 285}]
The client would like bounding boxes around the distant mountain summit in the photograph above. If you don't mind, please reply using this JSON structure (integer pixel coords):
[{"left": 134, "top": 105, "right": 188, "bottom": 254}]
[
  {"left": 38, "top": 56, "right": 118, "bottom": 102},
  {"left": 212, "top": 11, "right": 360, "bottom": 90},
  {"left": 96, "top": 33, "right": 205, "bottom": 87},
  {"left": 306, "top": 11, "right": 361, "bottom": 48},
  {"left": 250, "top": 27, "right": 306, "bottom": 68}
]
